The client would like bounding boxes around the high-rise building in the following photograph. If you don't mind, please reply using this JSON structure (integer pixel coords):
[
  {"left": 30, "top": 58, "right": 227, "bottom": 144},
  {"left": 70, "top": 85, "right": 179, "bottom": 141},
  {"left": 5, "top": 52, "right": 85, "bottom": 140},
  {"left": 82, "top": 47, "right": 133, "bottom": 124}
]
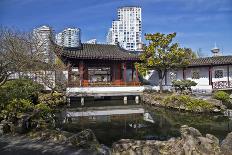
[
  {"left": 33, "top": 25, "right": 55, "bottom": 63},
  {"left": 106, "top": 28, "right": 113, "bottom": 44},
  {"left": 56, "top": 28, "right": 81, "bottom": 47},
  {"left": 107, "top": 6, "right": 142, "bottom": 51}
]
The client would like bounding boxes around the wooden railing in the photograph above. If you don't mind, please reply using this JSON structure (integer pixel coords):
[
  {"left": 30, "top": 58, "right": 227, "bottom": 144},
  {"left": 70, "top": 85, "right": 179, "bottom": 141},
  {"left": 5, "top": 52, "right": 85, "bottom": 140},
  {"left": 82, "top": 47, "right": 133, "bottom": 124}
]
[
  {"left": 68, "top": 80, "right": 140, "bottom": 87},
  {"left": 212, "top": 81, "right": 232, "bottom": 89}
]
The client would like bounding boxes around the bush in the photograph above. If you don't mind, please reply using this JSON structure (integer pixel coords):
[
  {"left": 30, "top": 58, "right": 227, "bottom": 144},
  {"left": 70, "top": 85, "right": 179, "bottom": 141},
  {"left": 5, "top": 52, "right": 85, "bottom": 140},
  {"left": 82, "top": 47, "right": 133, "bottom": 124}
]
[
  {"left": 163, "top": 94, "right": 214, "bottom": 112},
  {"left": 172, "top": 80, "right": 197, "bottom": 92},
  {"left": 213, "top": 91, "right": 230, "bottom": 103},
  {"left": 0, "top": 78, "right": 43, "bottom": 110},
  {"left": 186, "top": 99, "right": 213, "bottom": 111},
  {"left": 2, "top": 99, "right": 34, "bottom": 121},
  {"left": 38, "top": 92, "right": 66, "bottom": 108},
  {"left": 35, "top": 103, "right": 52, "bottom": 119}
]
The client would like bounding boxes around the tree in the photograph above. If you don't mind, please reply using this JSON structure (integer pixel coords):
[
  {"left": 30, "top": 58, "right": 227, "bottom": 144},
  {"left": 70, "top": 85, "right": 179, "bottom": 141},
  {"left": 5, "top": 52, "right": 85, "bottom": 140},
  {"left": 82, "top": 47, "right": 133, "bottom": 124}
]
[
  {"left": 0, "top": 26, "right": 47, "bottom": 86},
  {"left": 137, "top": 33, "right": 190, "bottom": 92},
  {"left": 0, "top": 26, "right": 67, "bottom": 93}
]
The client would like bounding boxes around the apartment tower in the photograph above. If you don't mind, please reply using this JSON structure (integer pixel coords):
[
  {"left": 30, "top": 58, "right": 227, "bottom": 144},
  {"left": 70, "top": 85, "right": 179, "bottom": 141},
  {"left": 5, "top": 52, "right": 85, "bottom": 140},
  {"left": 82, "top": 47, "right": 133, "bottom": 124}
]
[
  {"left": 56, "top": 28, "right": 81, "bottom": 47},
  {"left": 107, "top": 6, "right": 142, "bottom": 51}
]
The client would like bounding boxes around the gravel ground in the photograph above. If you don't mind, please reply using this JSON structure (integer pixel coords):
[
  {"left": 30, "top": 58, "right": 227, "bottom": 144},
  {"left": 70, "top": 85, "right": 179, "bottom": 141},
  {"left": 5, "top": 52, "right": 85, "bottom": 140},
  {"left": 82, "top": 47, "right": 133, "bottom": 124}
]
[{"left": 0, "top": 135, "right": 98, "bottom": 155}]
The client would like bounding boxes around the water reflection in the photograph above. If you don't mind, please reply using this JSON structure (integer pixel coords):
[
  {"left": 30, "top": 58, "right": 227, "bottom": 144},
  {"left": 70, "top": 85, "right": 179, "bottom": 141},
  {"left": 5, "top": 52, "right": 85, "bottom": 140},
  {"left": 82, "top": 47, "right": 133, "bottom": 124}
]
[{"left": 59, "top": 99, "right": 232, "bottom": 146}]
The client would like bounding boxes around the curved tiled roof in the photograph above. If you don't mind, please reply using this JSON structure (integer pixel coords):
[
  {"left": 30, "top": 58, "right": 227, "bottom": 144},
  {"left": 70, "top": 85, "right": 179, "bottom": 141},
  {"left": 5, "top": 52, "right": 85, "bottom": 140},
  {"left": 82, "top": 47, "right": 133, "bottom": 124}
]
[
  {"left": 189, "top": 56, "right": 232, "bottom": 66},
  {"left": 55, "top": 43, "right": 139, "bottom": 61}
]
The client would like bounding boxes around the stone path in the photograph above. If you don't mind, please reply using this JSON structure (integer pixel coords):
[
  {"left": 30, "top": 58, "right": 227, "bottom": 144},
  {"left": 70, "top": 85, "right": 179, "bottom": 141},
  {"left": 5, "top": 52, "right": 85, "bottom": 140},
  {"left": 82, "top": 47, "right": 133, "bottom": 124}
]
[{"left": 0, "top": 135, "right": 98, "bottom": 155}]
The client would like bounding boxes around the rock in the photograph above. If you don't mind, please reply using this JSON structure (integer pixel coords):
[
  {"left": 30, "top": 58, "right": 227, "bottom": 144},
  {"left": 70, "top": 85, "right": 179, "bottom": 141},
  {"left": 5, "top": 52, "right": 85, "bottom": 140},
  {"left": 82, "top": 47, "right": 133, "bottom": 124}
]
[
  {"left": 68, "top": 129, "right": 99, "bottom": 149},
  {"left": 112, "top": 125, "right": 222, "bottom": 155},
  {"left": 180, "top": 125, "right": 202, "bottom": 139},
  {"left": 0, "top": 124, "right": 4, "bottom": 135},
  {"left": 221, "top": 132, "right": 232, "bottom": 155},
  {"left": 97, "top": 144, "right": 111, "bottom": 155},
  {"left": 206, "top": 134, "right": 219, "bottom": 145},
  {"left": 0, "top": 120, "right": 12, "bottom": 134},
  {"left": 15, "top": 114, "right": 32, "bottom": 134},
  {"left": 207, "top": 98, "right": 226, "bottom": 111}
]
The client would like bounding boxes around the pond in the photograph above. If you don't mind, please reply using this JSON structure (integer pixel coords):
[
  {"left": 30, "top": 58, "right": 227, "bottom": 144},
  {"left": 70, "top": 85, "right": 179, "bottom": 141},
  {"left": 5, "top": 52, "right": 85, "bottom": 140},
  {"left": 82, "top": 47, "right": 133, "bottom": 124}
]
[{"left": 58, "top": 99, "right": 232, "bottom": 147}]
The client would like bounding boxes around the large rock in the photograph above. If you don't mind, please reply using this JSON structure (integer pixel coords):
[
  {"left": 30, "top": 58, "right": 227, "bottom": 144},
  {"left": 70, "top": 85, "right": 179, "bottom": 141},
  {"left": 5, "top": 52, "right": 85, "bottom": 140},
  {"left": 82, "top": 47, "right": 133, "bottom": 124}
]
[
  {"left": 15, "top": 114, "right": 32, "bottom": 134},
  {"left": 68, "top": 129, "right": 99, "bottom": 149},
  {"left": 112, "top": 125, "right": 222, "bottom": 155},
  {"left": 0, "top": 120, "right": 12, "bottom": 134},
  {"left": 221, "top": 132, "right": 232, "bottom": 155}
]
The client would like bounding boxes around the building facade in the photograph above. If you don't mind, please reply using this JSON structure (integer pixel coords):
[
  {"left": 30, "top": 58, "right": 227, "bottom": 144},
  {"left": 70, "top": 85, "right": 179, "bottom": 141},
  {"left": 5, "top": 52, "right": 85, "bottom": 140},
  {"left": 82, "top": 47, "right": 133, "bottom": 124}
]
[
  {"left": 33, "top": 25, "right": 55, "bottom": 63},
  {"left": 145, "top": 53, "right": 232, "bottom": 94},
  {"left": 107, "top": 6, "right": 142, "bottom": 51},
  {"left": 56, "top": 28, "right": 81, "bottom": 47}
]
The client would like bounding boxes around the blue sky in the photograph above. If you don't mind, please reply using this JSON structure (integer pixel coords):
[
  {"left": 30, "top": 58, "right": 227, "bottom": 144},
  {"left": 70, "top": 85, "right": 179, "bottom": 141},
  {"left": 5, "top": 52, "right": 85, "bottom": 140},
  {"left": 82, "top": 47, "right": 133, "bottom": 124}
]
[{"left": 0, "top": 0, "right": 232, "bottom": 56}]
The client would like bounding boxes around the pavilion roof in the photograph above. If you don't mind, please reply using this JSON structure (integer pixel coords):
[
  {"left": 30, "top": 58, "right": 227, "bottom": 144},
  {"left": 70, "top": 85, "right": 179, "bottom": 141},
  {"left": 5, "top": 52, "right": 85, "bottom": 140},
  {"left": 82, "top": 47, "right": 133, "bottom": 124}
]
[
  {"left": 55, "top": 43, "right": 140, "bottom": 61},
  {"left": 189, "top": 56, "right": 232, "bottom": 67}
]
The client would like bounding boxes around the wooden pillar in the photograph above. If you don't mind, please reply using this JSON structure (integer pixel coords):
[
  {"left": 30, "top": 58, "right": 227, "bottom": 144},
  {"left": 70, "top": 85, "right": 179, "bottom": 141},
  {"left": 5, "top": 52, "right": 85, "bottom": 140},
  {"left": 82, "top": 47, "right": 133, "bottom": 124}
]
[
  {"left": 79, "top": 61, "right": 84, "bottom": 87},
  {"left": 227, "top": 65, "right": 230, "bottom": 87},
  {"left": 83, "top": 65, "right": 88, "bottom": 80},
  {"left": 209, "top": 66, "right": 212, "bottom": 86},
  {"left": 111, "top": 63, "right": 114, "bottom": 82},
  {"left": 67, "top": 64, "right": 71, "bottom": 86},
  {"left": 124, "top": 63, "right": 127, "bottom": 83},
  {"left": 182, "top": 68, "right": 185, "bottom": 80},
  {"left": 131, "top": 64, "right": 134, "bottom": 82},
  {"left": 117, "top": 63, "right": 121, "bottom": 80}
]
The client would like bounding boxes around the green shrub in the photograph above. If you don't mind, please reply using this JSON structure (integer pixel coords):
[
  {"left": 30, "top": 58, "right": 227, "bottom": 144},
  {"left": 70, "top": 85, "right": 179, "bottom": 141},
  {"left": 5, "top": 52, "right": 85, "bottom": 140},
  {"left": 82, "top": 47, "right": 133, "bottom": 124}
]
[
  {"left": 186, "top": 99, "right": 213, "bottom": 111},
  {"left": 163, "top": 95, "right": 190, "bottom": 106},
  {"left": 35, "top": 103, "right": 52, "bottom": 118},
  {"left": 3, "top": 99, "right": 34, "bottom": 119},
  {"left": 163, "top": 94, "right": 214, "bottom": 112},
  {"left": 38, "top": 92, "right": 65, "bottom": 108},
  {"left": 0, "top": 78, "right": 43, "bottom": 110},
  {"left": 172, "top": 80, "right": 197, "bottom": 92},
  {"left": 213, "top": 91, "right": 230, "bottom": 103}
]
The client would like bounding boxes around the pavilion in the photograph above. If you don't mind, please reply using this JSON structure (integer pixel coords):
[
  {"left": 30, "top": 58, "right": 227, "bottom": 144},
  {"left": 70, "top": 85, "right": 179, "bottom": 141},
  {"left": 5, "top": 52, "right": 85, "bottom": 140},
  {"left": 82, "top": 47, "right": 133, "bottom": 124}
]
[{"left": 54, "top": 43, "right": 143, "bottom": 101}]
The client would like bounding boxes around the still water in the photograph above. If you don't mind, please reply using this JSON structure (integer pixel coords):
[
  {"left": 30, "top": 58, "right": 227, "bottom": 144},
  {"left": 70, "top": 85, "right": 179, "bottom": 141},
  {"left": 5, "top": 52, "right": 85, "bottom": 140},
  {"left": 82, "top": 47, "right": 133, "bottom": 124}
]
[{"left": 59, "top": 99, "right": 232, "bottom": 147}]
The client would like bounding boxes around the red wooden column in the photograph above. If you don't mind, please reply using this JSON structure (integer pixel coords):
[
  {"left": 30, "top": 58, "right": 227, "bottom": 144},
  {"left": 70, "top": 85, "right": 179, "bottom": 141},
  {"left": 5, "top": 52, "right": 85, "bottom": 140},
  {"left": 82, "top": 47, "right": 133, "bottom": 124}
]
[
  {"left": 79, "top": 61, "right": 84, "bottom": 87},
  {"left": 110, "top": 63, "right": 114, "bottom": 82},
  {"left": 131, "top": 63, "right": 134, "bottom": 82},
  {"left": 123, "top": 62, "right": 127, "bottom": 83},
  {"left": 83, "top": 65, "right": 88, "bottom": 80},
  {"left": 67, "top": 64, "right": 71, "bottom": 86},
  {"left": 117, "top": 63, "right": 121, "bottom": 80}
]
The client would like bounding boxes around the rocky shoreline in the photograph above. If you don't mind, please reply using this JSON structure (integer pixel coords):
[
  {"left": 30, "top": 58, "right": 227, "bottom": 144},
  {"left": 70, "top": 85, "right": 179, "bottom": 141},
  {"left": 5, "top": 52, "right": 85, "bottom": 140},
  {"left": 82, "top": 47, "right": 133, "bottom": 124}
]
[
  {"left": 142, "top": 92, "right": 226, "bottom": 113},
  {"left": 1, "top": 125, "right": 232, "bottom": 155},
  {"left": 112, "top": 125, "right": 232, "bottom": 155}
]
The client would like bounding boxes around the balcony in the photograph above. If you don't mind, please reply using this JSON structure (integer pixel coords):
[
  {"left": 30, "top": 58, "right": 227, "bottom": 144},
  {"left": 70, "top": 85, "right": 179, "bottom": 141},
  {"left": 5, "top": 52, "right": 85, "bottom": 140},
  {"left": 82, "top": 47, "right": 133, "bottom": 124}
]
[
  {"left": 68, "top": 80, "right": 140, "bottom": 87},
  {"left": 212, "top": 81, "right": 232, "bottom": 89}
]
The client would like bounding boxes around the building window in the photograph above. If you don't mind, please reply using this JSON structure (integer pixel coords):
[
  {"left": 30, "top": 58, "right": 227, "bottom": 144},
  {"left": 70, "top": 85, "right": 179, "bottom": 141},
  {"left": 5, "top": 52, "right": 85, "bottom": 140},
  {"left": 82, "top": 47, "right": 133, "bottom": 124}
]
[
  {"left": 170, "top": 71, "right": 177, "bottom": 81},
  {"left": 215, "top": 70, "right": 223, "bottom": 78},
  {"left": 192, "top": 70, "right": 200, "bottom": 79}
]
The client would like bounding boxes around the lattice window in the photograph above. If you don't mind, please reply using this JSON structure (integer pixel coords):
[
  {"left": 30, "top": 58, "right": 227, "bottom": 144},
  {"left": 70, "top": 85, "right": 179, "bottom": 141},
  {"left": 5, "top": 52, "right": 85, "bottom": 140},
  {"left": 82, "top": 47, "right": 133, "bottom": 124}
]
[
  {"left": 192, "top": 70, "right": 200, "bottom": 79},
  {"left": 215, "top": 70, "right": 223, "bottom": 78},
  {"left": 170, "top": 71, "right": 177, "bottom": 80}
]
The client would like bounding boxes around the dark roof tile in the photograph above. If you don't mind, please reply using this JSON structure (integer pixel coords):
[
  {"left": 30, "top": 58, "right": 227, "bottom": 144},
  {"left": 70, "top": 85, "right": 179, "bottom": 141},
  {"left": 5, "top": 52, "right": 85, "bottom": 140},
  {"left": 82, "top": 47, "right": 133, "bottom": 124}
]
[
  {"left": 189, "top": 56, "right": 232, "bottom": 66},
  {"left": 56, "top": 43, "right": 139, "bottom": 61}
]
